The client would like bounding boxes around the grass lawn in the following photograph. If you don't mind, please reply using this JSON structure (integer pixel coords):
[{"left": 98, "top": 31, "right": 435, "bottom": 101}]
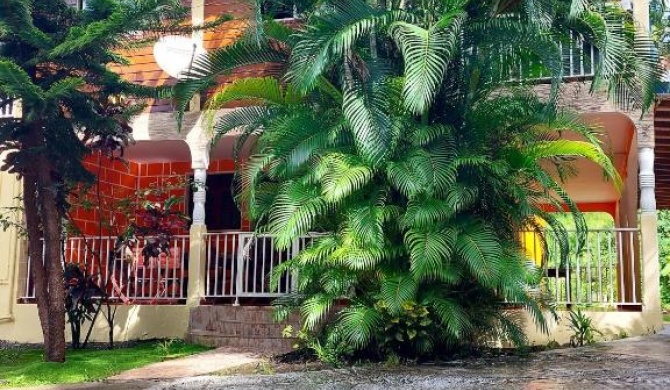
[
  {"left": 0, "top": 340, "right": 209, "bottom": 388},
  {"left": 664, "top": 313, "right": 670, "bottom": 323}
]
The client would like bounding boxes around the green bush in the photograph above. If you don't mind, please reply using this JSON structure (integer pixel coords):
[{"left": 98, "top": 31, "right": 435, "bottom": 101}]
[
  {"left": 567, "top": 309, "right": 602, "bottom": 347},
  {"left": 175, "top": 0, "right": 652, "bottom": 362},
  {"left": 658, "top": 211, "right": 670, "bottom": 310}
]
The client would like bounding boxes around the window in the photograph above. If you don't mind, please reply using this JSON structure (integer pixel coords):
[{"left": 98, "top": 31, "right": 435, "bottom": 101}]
[
  {"left": 260, "top": 1, "right": 301, "bottom": 19},
  {"left": 189, "top": 173, "right": 242, "bottom": 230}
]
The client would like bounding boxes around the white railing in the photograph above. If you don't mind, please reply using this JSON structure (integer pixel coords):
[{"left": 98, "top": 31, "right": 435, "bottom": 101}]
[
  {"left": 204, "top": 232, "right": 316, "bottom": 303},
  {"left": 505, "top": 32, "right": 597, "bottom": 81},
  {"left": 25, "top": 228, "right": 637, "bottom": 308},
  {"left": 204, "top": 228, "right": 640, "bottom": 308},
  {"left": 522, "top": 228, "right": 642, "bottom": 308},
  {"left": 0, "top": 99, "right": 13, "bottom": 118},
  {"left": 22, "top": 235, "right": 189, "bottom": 303},
  {"left": 558, "top": 32, "right": 597, "bottom": 79}
]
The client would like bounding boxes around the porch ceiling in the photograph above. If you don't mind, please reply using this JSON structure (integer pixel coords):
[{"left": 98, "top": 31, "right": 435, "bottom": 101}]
[
  {"left": 124, "top": 140, "right": 191, "bottom": 163},
  {"left": 556, "top": 113, "right": 635, "bottom": 204},
  {"left": 123, "top": 132, "right": 251, "bottom": 164}
]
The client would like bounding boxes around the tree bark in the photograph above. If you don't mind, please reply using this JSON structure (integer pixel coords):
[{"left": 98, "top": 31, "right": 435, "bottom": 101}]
[
  {"left": 36, "top": 156, "right": 66, "bottom": 363},
  {"left": 22, "top": 174, "right": 51, "bottom": 354},
  {"left": 24, "top": 127, "right": 66, "bottom": 362}
]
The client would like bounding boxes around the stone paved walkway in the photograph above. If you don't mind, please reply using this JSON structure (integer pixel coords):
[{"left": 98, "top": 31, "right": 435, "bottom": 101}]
[
  {"left": 109, "top": 347, "right": 261, "bottom": 381},
  {"left": 24, "top": 326, "right": 670, "bottom": 390}
]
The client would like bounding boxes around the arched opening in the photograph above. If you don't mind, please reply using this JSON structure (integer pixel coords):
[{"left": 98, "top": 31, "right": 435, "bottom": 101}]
[{"left": 530, "top": 112, "right": 641, "bottom": 309}]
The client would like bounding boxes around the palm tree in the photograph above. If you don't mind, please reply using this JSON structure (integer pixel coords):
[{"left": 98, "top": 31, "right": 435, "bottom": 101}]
[{"left": 174, "top": 0, "right": 657, "bottom": 358}]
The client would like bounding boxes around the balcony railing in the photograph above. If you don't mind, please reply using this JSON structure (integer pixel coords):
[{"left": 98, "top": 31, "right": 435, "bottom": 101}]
[
  {"left": 505, "top": 32, "right": 598, "bottom": 81},
  {"left": 19, "top": 227, "right": 639, "bottom": 309},
  {"left": 21, "top": 235, "right": 189, "bottom": 303},
  {"left": 204, "top": 232, "right": 316, "bottom": 303},
  {"left": 522, "top": 228, "right": 641, "bottom": 308},
  {"left": 0, "top": 99, "right": 13, "bottom": 118},
  {"left": 203, "top": 228, "right": 638, "bottom": 309}
]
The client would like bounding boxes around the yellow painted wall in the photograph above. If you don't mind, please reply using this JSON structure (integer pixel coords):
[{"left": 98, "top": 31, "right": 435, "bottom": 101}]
[
  {"left": 0, "top": 168, "right": 22, "bottom": 325},
  {"left": 0, "top": 304, "right": 190, "bottom": 343},
  {"left": 517, "top": 309, "right": 663, "bottom": 347},
  {"left": 521, "top": 231, "right": 543, "bottom": 267}
]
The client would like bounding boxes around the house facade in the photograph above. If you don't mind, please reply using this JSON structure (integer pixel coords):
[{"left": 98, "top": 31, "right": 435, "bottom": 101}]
[{"left": 0, "top": 0, "right": 664, "bottom": 352}]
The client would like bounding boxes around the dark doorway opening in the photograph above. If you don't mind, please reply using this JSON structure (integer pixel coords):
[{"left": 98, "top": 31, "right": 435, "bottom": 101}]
[{"left": 189, "top": 173, "right": 241, "bottom": 230}]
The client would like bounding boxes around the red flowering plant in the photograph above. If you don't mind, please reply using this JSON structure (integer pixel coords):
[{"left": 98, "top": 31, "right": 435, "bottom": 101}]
[{"left": 115, "top": 176, "right": 191, "bottom": 266}]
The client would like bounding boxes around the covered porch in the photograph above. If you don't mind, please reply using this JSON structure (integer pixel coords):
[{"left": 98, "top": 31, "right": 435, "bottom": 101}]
[
  {"left": 13, "top": 110, "right": 651, "bottom": 310},
  {"left": 4, "top": 106, "right": 662, "bottom": 348}
]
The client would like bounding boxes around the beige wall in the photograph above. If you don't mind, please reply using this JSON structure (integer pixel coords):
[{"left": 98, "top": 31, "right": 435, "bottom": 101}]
[
  {"left": 0, "top": 168, "right": 22, "bottom": 324},
  {"left": 0, "top": 304, "right": 190, "bottom": 343},
  {"left": 516, "top": 309, "right": 663, "bottom": 347}
]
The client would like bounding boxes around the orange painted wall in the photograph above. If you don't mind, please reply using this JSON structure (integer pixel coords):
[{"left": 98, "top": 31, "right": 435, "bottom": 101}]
[
  {"left": 71, "top": 155, "right": 139, "bottom": 236},
  {"left": 70, "top": 155, "right": 247, "bottom": 236}
]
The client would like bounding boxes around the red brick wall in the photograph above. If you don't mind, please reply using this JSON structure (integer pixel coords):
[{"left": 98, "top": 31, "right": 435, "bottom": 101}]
[
  {"left": 70, "top": 156, "right": 249, "bottom": 235},
  {"left": 71, "top": 155, "right": 139, "bottom": 236}
]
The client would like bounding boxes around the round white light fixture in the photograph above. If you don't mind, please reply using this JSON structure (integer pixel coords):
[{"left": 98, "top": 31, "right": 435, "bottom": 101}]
[{"left": 153, "top": 36, "right": 207, "bottom": 79}]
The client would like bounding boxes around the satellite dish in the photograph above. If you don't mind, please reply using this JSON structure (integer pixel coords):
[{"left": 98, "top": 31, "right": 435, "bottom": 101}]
[{"left": 153, "top": 36, "right": 207, "bottom": 79}]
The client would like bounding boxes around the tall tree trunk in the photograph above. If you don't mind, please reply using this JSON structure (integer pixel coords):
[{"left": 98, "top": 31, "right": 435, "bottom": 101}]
[
  {"left": 24, "top": 127, "right": 66, "bottom": 362},
  {"left": 36, "top": 157, "right": 66, "bottom": 363},
  {"left": 22, "top": 174, "right": 51, "bottom": 354}
]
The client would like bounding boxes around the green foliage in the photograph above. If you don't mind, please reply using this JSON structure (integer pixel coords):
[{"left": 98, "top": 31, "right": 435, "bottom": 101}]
[
  {"left": 0, "top": 340, "right": 209, "bottom": 388},
  {"left": 658, "top": 210, "right": 670, "bottom": 309},
  {"left": 567, "top": 308, "right": 602, "bottom": 347},
  {"left": 376, "top": 301, "right": 435, "bottom": 355},
  {"left": 175, "top": 0, "right": 656, "bottom": 362},
  {"left": 0, "top": 0, "right": 221, "bottom": 361}
]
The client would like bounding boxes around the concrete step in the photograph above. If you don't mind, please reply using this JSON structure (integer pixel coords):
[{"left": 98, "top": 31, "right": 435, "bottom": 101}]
[
  {"left": 188, "top": 332, "right": 296, "bottom": 354},
  {"left": 188, "top": 305, "right": 300, "bottom": 355}
]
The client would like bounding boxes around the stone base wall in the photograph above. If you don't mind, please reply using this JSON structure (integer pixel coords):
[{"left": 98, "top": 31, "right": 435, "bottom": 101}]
[{"left": 187, "top": 305, "right": 301, "bottom": 354}]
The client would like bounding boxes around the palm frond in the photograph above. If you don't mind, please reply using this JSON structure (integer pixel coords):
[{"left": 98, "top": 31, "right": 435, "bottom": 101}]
[
  {"left": 267, "top": 181, "right": 329, "bottom": 249},
  {"left": 287, "top": 0, "right": 410, "bottom": 93},
  {"left": 173, "top": 39, "right": 287, "bottom": 126},
  {"left": 320, "top": 153, "right": 374, "bottom": 203},
  {"left": 405, "top": 226, "right": 458, "bottom": 281},
  {"left": 379, "top": 275, "right": 418, "bottom": 315},
  {"left": 337, "top": 304, "right": 383, "bottom": 349},
  {"left": 455, "top": 222, "right": 503, "bottom": 286},
  {"left": 390, "top": 10, "right": 465, "bottom": 114}
]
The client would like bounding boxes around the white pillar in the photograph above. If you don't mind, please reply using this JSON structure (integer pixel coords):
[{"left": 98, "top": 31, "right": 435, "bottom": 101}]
[
  {"left": 639, "top": 147, "right": 656, "bottom": 214},
  {"left": 632, "top": 0, "right": 650, "bottom": 33},
  {"left": 638, "top": 146, "right": 662, "bottom": 331},
  {"left": 187, "top": 164, "right": 208, "bottom": 308},
  {"left": 185, "top": 115, "right": 211, "bottom": 307},
  {"left": 191, "top": 166, "right": 207, "bottom": 227}
]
